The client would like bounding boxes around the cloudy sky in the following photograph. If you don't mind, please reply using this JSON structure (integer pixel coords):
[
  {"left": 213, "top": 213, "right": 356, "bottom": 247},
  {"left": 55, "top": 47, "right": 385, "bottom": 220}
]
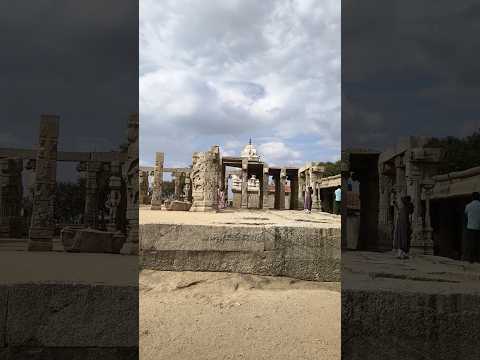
[
  {"left": 1, "top": 1, "right": 137, "bottom": 181},
  {"left": 342, "top": 0, "right": 480, "bottom": 151},
  {"left": 140, "top": 0, "right": 340, "bottom": 168}
]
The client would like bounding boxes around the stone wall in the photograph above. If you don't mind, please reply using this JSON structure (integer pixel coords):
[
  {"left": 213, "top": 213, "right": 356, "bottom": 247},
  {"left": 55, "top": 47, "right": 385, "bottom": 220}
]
[
  {"left": 140, "top": 223, "right": 340, "bottom": 281},
  {"left": 0, "top": 283, "right": 138, "bottom": 359},
  {"left": 343, "top": 289, "right": 480, "bottom": 360}
]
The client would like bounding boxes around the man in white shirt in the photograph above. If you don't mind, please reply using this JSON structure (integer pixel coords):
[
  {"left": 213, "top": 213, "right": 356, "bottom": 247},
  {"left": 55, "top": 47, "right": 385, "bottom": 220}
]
[
  {"left": 464, "top": 192, "right": 480, "bottom": 263},
  {"left": 334, "top": 186, "right": 341, "bottom": 215}
]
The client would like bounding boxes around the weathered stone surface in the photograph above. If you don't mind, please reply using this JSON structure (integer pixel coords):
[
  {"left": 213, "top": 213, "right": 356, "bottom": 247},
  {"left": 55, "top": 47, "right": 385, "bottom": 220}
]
[
  {"left": 141, "top": 250, "right": 284, "bottom": 276},
  {"left": 342, "top": 251, "right": 480, "bottom": 359},
  {"left": 140, "top": 224, "right": 270, "bottom": 252},
  {"left": 342, "top": 290, "right": 480, "bottom": 360},
  {"left": 0, "top": 287, "right": 7, "bottom": 347},
  {"left": 150, "top": 152, "right": 164, "bottom": 210},
  {"left": 0, "top": 347, "right": 137, "bottom": 360},
  {"left": 190, "top": 146, "right": 221, "bottom": 212},
  {"left": 165, "top": 200, "right": 192, "bottom": 211},
  {"left": 62, "top": 228, "right": 125, "bottom": 253},
  {"left": 120, "top": 113, "right": 139, "bottom": 255},
  {"left": 5, "top": 284, "right": 138, "bottom": 347},
  {"left": 28, "top": 115, "right": 59, "bottom": 251},
  {"left": 140, "top": 223, "right": 340, "bottom": 281}
]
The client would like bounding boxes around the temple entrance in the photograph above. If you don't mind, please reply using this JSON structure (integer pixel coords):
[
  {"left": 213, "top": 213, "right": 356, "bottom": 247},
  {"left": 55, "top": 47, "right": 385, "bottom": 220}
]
[{"left": 345, "top": 153, "right": 380, "bottom": 250}]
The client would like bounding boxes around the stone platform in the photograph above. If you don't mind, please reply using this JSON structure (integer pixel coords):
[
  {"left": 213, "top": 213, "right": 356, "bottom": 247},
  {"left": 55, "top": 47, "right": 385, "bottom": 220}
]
[
  {"left": 342, "top": 251, "right": 480, "bottom": 360},
  {"left": 140, "top": 209, "right": 341, "bottom": 281},
  {"left": 0, "top": 250, "right": 138, "bottom": 359}
]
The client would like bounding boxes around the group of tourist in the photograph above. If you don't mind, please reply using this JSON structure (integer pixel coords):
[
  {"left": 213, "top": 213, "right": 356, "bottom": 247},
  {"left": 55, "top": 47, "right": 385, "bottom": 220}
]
[{"left": 392, "top": 192, "right": 480, "bottom": 262}]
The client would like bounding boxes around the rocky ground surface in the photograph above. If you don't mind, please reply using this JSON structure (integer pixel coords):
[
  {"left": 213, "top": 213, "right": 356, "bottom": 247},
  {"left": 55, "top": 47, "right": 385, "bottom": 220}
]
[{"left": 140, "top": 270, "right": 340, "bottom": 360}]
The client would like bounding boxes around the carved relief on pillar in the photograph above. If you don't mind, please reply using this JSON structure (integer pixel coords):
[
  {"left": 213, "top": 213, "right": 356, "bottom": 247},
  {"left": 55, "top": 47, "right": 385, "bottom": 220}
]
[
  {"left": 120, "top": 113, "right": 139, "bottom": 255},
  {"left": 0, "top": 158, "right": 24, "bottom": 238},
  {"left": 151, "top": 152, "right": 164, "bottom": 210},
  {"left": 378, "top": 171, "right": 394, "bottom": 249},
  {"left": 84, "top": 161, "right": 101, "bottom": 228},
  {"left": 106, "top": 161, "right": 122, "bottom": 232},
  {"left": 28, "top": 114, "right": 59, "bottom": 251},
  {"left": 278, "top": 168, "right": 286, "bottom": 210},
  {"left": 183, "top": 176, "right": 192, "bottom": 202},
  {"left": 240, "top": 158, "right": 248, "bottom": 209},
  {"left": 190, "top": 145, "right": 221, "bottom": 212},
  {"left": 139, "top": 170, "right": 150, "bottom": 205}
]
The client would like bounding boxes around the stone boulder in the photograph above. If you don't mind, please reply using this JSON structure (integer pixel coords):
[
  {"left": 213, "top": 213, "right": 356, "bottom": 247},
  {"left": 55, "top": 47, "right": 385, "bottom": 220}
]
[
  {"left": 165, "top": 200, "right": 192, "bottom": 211},
  {"left": 61, "top": 227, "right": 125, "bottom": 253}
]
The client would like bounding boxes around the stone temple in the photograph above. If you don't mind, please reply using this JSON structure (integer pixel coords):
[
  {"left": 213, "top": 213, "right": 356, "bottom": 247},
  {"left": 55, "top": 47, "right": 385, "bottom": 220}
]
[
  {"left": 139, "top": 140, "right": 340, "bottom": 213},
  {"left": 139, "top": 141, "right": 342, "bottom": 282}
]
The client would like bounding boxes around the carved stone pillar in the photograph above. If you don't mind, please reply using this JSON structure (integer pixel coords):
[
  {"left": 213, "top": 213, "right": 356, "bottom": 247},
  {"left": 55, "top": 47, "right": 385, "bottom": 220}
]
[
  {"left": 28, "top": 114, "right": 59, "bottom": 251},
  {"left": 262, "top": 167, "right": 269, "bottom": 209},
  {"left": 120, "top": 113, "right": 139, "bottom": 255},
  {"left": 406, "top": 157, "right": 424, "bottom": 254},
  {"left": 106, "top": 161, "right": 122, "bottom": 232},
  {"left": 150, "top": 152, "right": 164, "bottom": 210},
  {"left": 84, "top": 161, "right": 101, "bottom": 228},
  {"left": 0, "top": 158, "right": 23, "bottom": 238},
  {"left": 278, "top": 168, "right": 286, "bottom": 210},
  {"left": 139, "top": 170, "right": 149, "bottom": 205},
  {"left": 378, "top": 164, "right": 394, "bottom": 249},
  {"left": 422, "top": 181, "right": 435, "bottom": 255},
  {"left": 183, "top": 176, "right": 192, "bottom": 202},
  {"left": 190, "top": 145, "right": 221, "bottom": 212},
  {"left": 173, "top": 171, "right": 182, "bottom": 200},
  {"left": 298, "top": 172, "right": 305, "bottom": 210},
  {"left": 241, "top": 158, "right": 248, "bottom": 209}
]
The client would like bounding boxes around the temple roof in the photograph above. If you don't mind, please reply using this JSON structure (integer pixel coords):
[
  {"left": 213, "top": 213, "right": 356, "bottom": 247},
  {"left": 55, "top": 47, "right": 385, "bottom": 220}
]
[{"left": 240, "top": 139, "right": 260, "bottom": 161}]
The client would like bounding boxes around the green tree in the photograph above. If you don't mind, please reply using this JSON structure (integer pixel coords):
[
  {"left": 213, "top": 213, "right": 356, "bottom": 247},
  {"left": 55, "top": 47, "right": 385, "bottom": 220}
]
[
  {"left": 427, "top": 129, "right": 480, "bottom": 173},
  {"left": 319, "top": 160, "right": 342, "bottom": 177}
]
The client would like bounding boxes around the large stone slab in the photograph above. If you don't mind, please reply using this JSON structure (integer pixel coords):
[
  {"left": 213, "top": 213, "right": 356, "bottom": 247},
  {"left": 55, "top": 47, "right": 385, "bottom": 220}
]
[
  {"left": 62, "top": 227, "right": 125, "bottom": 253},
  {"left": 140, "top": 224, "right": 271, "bottom": 252},
  {"left": 342, "top": 251, "right": 480, "bottom": 359},
  {"left": 6, "top": 283, "right": 138, "bottom": 347},
  {"left": 140, "top": 223, "right": 341, "bottom": 281}
]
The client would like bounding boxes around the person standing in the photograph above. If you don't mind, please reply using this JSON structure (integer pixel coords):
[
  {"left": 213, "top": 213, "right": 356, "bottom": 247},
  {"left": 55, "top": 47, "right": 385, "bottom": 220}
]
[
  {"left": 333, "top": 186, "right": 341, "bottom": 215},
  {"left": 464, "top": 192, "right": 480, "bottom": 263},
  {"left": 304, "top": 186, "right": 313, "bottom": 213},
  {"left": 393, "top": 195, "right": 414, "bottom": 259}
]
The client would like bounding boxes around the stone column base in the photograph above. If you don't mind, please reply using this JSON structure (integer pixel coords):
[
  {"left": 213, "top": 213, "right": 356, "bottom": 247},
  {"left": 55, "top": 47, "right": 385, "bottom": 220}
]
[
  {"left": 28, "top": 227, "right": 54, "bottom": 251},
  {"left": 120, "top": 241, "right": 138, "bottom": 255}
]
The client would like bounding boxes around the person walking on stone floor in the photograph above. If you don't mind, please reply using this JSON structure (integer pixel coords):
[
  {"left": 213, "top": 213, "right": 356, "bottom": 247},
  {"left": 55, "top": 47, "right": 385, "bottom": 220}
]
[
  {"left": 464, "top": 192, "right": 480, "bottom": 263},
  {"left": 304, "top": 186, "right": 313, "bottom": 213},
  {"left": 333, "top": 185, "right": 341, "bottom": 215},
  {"left": 393, "top": 195, "right": 414, "bottom": 259}
]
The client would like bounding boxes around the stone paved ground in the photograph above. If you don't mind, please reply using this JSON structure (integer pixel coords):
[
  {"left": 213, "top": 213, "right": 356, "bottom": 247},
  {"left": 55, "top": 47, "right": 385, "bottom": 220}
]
[
  {"left": 140, "top": 270, "right": 340, "bottom": 360},
  {"left": 343, "top": 251, "right": 480, "bottom": 293},
  {"left": 140, "top": 207, "right": 341, "bottom": 228}
]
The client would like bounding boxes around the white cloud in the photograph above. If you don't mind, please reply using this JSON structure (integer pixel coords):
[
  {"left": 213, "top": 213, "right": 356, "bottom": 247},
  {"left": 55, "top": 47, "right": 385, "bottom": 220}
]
[{"left": 140, "top": 0, "right": 340, "bottom": 167}]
